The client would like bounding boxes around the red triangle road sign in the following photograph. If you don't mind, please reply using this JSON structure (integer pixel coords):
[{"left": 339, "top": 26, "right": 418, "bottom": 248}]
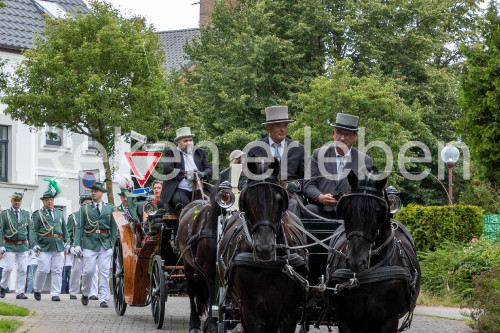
[{"left": 125, "top": 152, "right": 162, "bottom": 187}]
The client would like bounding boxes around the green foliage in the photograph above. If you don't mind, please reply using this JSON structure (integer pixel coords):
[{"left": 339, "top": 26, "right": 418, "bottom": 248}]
[
  {"left": 458, "top": 2, "right": 500, "bottom": 185},
  {"left": 458, "top": 163, "right": 500, "bottom": 214},
  {"left": 0, "top": 319, "right": 22, "bottom": 333},
  {"left": 0, "top": 302, "right": 30, "bottom": 316},
  {"left": 1, "top": 1, "right": 168, "bottom": 203},
  {"left": 325, "top": 0, "right": 479, "bottom": 140},
  {"left": 165, "top": 0, "right": 331, "bottom": 169},
  {"left": 462, "top": 267, "right": 500, "bottom": 333},
  {"left": 0, "top": 58, "right": 6, "bottom": 92},
  {"left": 395, "top": 204, "right": 484, "bottom": 252},
  {"left": 419, "top": 237, "right": 500, "bottom": 302}
]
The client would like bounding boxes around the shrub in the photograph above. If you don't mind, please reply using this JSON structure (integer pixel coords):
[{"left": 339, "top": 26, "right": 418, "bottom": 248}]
[
  {"left": 462, "top": 267, "right": 500, "bottom": 333},
  {"left": 395, "top": 204, "right": 484, "bottom": 252},
  {"left": 419, "top": 237, "right": 500, "bottom": 302}
]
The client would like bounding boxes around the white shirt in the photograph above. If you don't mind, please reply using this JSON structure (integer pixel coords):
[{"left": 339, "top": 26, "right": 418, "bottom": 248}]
[
  {"left": 177, "top": 147, "right": 199, "bottom": 191},
  {"left": 335, "top": 148, "right": 352, "bottom": 175},
  {"left": 268, "top": 137, "right": 285, "bottom": 159}
]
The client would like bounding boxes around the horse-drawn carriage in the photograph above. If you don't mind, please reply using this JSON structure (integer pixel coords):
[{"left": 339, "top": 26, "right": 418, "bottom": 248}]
[
  {"left": 112, "top": 194, "right": 186, "bottom": 329},
  {"left": 112, "top": 156, "right": 420, "bottom": 333},
  {"left": 177, "top": 158, "right": 420, "bottom": 333}
]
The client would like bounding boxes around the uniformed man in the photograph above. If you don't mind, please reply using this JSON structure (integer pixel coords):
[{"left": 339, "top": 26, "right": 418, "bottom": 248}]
[
  {"left": 115, "top": 189, "right": 130, "bottom": 215},
  {"left": 0, "top": 192, "right": 32, "bottom": 299},
  {"left": 74, "top": 182, "right": 117, "bottom": 308},
  {"left": 68, "top": 195, "right": 93, "bottom": 300},
  {"left": 30, "top": 191, "right": 70, "bottom": 301}
]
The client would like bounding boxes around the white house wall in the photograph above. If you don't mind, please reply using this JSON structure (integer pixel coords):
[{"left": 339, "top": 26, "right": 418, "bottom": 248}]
[{"left": 1, "top": 50, "right": 132, "bottom": 216}]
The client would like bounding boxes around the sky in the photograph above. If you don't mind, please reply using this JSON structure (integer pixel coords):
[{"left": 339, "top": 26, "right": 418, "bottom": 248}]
[{"left": 84, "top": 0, "right": 201, "bottom": 31}]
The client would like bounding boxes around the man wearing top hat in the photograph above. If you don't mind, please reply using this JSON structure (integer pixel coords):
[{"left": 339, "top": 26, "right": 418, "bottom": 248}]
[
  {"left": 0, "top": 192, "right": 32, "bottom": 299},
  {"left": 303, "top": 113, "right": 373, "bottom": 219},
  {"left": 160, "top": 127, "right": 213, "bottom": 214},
  {"left": 240, "top": 106, "right": 305, "bottom": 217},
  {"left": 30, "top": 190, "right": 70, "bottom": 301},
  {"left": 74, "top": 182, "right": 117, "bottom": 308}
]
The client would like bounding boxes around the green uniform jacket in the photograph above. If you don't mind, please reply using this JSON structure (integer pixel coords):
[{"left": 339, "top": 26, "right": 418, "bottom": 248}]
[
  {"left": 75, "top": 202, "right": 118, "bottom": 251},
  {"left": 0, "top": 208, "right": 32, "bottom": 252},
  {"left": 66, "top": 211, "right": 82, "bottom": 248},
  {"left": 30, "top": 208, "right": 69, "bottom": 252}
]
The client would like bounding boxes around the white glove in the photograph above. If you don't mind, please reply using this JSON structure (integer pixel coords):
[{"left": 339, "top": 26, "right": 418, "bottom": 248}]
[
  {"left": 64, "top": 241, "right": 70, "bottom": 252},
  {"left": 32, "top": 245, "right": 41, "bottom": 253},
  {"left": 70, "top": 247, "right": 76, "bottom": 255},
  {"left": 0, "top": 247, "right": 6, "bottom": 255},
  {"left": 74, "top": 246, "right": 83, "bottom": 256}
]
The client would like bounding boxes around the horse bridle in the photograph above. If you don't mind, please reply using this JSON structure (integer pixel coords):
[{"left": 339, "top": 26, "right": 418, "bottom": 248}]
[
  {"left": 239, "top": 179, "right": 287, "bottom": 247},
  {"left": 337, "top": 185, "right": 390, "bottom": 244}
]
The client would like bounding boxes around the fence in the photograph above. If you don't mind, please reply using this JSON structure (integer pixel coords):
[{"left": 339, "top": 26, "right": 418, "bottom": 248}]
[{"left": 484, "top": 214, "right": 500, "bottom": 240}]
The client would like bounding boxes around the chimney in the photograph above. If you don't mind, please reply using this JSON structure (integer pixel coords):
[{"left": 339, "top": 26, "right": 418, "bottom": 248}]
[{"left": 200, "top": 0, "right": 214, "bottom": 26}]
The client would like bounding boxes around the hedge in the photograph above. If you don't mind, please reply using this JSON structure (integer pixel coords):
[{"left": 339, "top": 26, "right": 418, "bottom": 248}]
[{"left": 395, "top": 204, "right": 484, "bottom": 252}]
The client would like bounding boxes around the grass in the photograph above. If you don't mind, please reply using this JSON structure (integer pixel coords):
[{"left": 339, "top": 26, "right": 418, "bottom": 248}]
[
  {"left": 416, "top": 291, "right": 462, "bottom": 307},
  {"left": 0, "top": 302, "right": 30, "bottom": 333},
  {"left": 0, "top": 302, "right": 30, "bottom": 317},
  {"left": 0, "top": 319, "right": 23, "bottom": 333}
]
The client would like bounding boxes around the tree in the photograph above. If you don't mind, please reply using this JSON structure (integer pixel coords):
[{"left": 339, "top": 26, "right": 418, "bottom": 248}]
[
  {"left": 458, "top": 1, "right": 500, "bottom": 185},
  {"left": 324, "top": 0, "right": 479, "bottom": 143},
  {"left": 0, "top": 58, "right": 6, "bottom": 92},
  {"left": 164, "top": 0, "right": 332, "bottom": 168},
  {"left": 290, "top": 60, "right": 451, "bottom": 205},
  {"left": 2, "top": 1, "right": 168, "bottom": 203}
]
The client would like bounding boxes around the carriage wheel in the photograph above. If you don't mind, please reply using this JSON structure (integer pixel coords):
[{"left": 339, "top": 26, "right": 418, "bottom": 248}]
[
  {"left": 112, "top": 238, "right": 127, "bottom": 316},
  {"left": 151, "top": 255, "right": 166, "bottom": 329}
]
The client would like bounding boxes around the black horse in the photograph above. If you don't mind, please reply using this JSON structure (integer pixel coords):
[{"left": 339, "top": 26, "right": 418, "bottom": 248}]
[
  {"left": 327, "top": 170, "right": 421, "bottom": 333},
  {"left": 217, "top": 157, "right": 308, "bottom": 333},
  {"left": 177, "top": 185, "right": 221, "bottom": 333}
]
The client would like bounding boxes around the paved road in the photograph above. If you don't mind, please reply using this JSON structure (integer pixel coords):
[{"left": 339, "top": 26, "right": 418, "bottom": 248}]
[{"left": 1, "top": 294, "right": 473, "bottom": 333}]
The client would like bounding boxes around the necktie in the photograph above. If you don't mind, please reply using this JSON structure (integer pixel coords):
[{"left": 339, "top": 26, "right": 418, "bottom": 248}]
[
  {"left": 51, "top": 210, "right": 54, "bottom": 219},
  {"left": 14, "top": 210, "right": 19, "bottom": 221},
  {"left": 338, "top": 156, "right": 345, "bottom": 174},
  {"left": 96, "top": 204, "right": 101, "bottom": 215},
  {"left": 272, "top": 143, "right": 281, "bottom": 162}
]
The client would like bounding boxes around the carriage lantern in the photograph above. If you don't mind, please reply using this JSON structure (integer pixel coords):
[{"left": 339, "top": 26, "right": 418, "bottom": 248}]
[
  {"left": 386, "top": 186, "right": 401, "bottom": 214},
  {"left": 144, "top": 201, "right": 158, "bottom": 216},
  {"left": 215, "top": 181, "right": 236, "bottom": 209}
]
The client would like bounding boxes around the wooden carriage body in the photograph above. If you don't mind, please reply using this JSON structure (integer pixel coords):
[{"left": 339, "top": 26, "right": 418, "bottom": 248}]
[{"left": 112, "top": 207, "right": 184, "bottom": 329}]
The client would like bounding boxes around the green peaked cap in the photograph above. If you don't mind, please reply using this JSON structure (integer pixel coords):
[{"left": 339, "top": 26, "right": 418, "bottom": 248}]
[
  {"left": 40, "top": 190, "right": 55, "bottom": 200},
  {"left": 11, "top": 192, "right": 23, "bottom": 199},
  {"left": 90, "top": 181, "right": 107, "bottom": 193}
]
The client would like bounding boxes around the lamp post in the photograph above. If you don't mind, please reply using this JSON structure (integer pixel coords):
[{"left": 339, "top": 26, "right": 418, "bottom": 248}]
[{"left": 441, "top": 146, "right": 460, "bottom": 206}]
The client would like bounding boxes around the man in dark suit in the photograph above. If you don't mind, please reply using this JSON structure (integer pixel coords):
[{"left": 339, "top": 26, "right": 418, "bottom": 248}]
[
  {"left": 241, "top": 106, "right": 305, "bottom": 217},
  {"left": 303, "top": 113, "right": 373, "bottom": 219},
  {"left": 160, "top": 127, "right": 213, "bottom": 214}
]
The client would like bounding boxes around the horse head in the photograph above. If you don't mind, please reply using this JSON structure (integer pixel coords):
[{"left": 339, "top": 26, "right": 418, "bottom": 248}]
[
  {"left": 239, "top": 149, "right": 288, "bottom": 261},
  {"left": 336, "top": 169, "right": 389, "bottom": 273}
]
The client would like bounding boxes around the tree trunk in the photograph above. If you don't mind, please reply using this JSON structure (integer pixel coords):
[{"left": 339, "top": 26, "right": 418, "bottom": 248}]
[{"left": 103, "top": 158, "right": 115, "bottom": 205}]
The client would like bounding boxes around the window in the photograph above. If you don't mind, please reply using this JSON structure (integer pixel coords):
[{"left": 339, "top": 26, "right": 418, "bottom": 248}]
[
  {"left": 88, "top": 136, "right": 97, "bottom": 150},
  {"left": 34, "top": 0, "right": 68, "bottom": 19},
  {"left": 45, "top": 128, "right": 62, "bottom": 146},
  {"left": 0, "top": 126, "right": 7, "bottom": 182}
]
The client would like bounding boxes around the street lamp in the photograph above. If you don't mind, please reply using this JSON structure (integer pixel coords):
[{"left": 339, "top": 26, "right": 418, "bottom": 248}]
[{"left": 441, "top": 145, "right": 460, "bottom": 206}]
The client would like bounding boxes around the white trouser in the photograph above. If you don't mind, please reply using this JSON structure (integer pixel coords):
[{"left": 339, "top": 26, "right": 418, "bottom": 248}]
[
  {"left": 34, "top": 251, "right": 65, "bottom": 297},
  {"left": 82, "top": 248, "right": 112, "bottom": 303},
  {"left": 69, "top": 257, "right": 98, "bottom": 296},
  {"left": 0, "top": 251, "right": 28, "bottom": 295}
]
